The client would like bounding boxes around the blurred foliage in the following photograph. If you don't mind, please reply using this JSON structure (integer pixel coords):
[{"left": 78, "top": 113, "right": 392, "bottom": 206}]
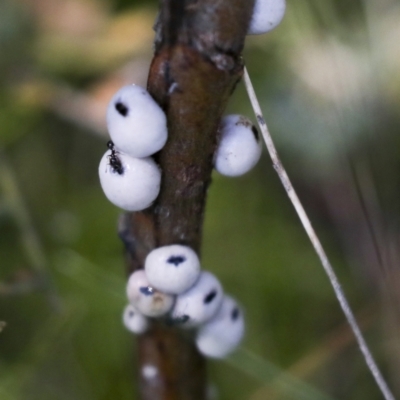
[{"left": 1, "top": 0, "right": 400, "bottom": 399}]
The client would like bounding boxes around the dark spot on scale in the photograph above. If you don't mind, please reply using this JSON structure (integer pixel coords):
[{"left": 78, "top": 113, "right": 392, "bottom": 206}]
[
  {"left": 115, "top": 101, "right": 128, "bottom": 116},
  {"left": 167, "top": 255, "right": 186, "bottom": 266},
  {"left": 140, "top": 286, "right": 154, "bottom": 296},
  {"left": 129, "top": 310, "right": 135, "bottom": 318},
  {"left": 231, "top": 307, "right": 239, "bottom": 321},
  {"left": 251, "top": 125, "right": 260, "bottom": 141},
  {"left": 204, "top": 289, "right": 217, "bottom": 304}
]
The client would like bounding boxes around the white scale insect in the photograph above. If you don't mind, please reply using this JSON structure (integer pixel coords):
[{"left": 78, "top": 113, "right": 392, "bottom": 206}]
[
  {"left": 126, "top": 270, "right": 175, "bottom": 318},
  {"left": 145, "top": 244, "right": 201, "bottom": 295},
  {"left": 196, "top": 295, "right": 245, "bottom": 358},
  {"left": 214, "top": 114, "right": 262, "bottom": 177},
  {"left": 99, "top": 149, "right": 161, "bottom": 211},
  {"left": 123, "top": 303, "right": 149, "bottom": 334},
  {"left": 248, "top": 0, "right": 286, "bottom": 35},
  {"left": 170, "top": 271, "right": 224, "bottom": 328},
  {"left": 106, "top": 85, "right": 168, "bottom": 159}
]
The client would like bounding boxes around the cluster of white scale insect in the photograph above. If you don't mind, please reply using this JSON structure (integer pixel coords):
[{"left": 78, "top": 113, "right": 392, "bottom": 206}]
[
  {"left": 98, "top": 85, "right": 263, "bottom": 211},
  {"left": 123, "top": 245, "right": 244, "bottom": 359},
  {"left": 123, "top": 244, "right": 244, "bottom": 358},
  {"left": 99, "top": 0, "right": 286, "bottom": 358}
]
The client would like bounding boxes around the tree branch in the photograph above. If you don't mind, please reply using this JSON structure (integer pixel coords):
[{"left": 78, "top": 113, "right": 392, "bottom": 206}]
[{"left": 118, "top": 0, "right": 255, "bottom": 399}]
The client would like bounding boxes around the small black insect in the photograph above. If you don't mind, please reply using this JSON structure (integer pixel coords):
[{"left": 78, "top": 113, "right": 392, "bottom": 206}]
[{"left": 107, "top": 140, "right": 123, "bottom": 175}]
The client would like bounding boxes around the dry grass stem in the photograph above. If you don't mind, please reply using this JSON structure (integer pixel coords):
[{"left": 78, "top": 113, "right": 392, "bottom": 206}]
[{"left": 243, "top": 66, "right": 395, "bottom": 400}]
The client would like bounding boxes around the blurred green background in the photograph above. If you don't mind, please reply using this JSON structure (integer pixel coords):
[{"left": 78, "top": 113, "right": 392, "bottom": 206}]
[{"left": 1, "top": 0, "right": 400, "bottom": 399}]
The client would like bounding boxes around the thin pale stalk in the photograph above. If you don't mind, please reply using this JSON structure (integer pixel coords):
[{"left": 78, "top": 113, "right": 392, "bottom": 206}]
[{"left": 243, "top": 66, "right": 395, "bottom": 400}]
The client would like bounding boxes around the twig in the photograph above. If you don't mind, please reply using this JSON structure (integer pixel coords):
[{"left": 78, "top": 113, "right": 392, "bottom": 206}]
[
  {"left": 129, "top": 1, "right": 256, "bottom": 398},
  {"left": 243, "top": 66, "right": 395, "bottom": 400}
]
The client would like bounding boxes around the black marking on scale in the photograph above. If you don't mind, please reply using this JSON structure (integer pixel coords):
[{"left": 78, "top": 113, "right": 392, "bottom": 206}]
[
  {"left": 204, "top": 290, "right": 217, "bottom": 304},
  {"left": 115, "top": 101, "right": 128, "bottom": 117},
  {"left": 167, "top": 255, "right": 186, "bottom": 266},
  {"left": 231, "top": 307, "right": 239, "bottom": 321},
  {"left": 140, "top": 286, "right": 154, "bottom": 296}
]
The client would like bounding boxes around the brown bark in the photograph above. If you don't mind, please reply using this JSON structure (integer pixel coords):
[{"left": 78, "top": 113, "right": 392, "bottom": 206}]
[{"left": 119, "top": 0, "right": 255, "bottom": 398}]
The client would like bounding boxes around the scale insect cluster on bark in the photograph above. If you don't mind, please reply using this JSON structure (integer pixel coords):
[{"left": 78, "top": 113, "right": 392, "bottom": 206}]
[{"left": 116, "top": 0, "right": 256, "bottom": 399}]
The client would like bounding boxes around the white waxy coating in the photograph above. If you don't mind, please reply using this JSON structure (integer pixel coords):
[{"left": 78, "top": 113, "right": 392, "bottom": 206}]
[
  {"left": 99, "top": 150, "right": 161, "bottom": 211},
  {"left": 248, "top": 0, "right": 286, "bottom": 35},
  {"left": 123, "top": 303, "right": 149, "bottom": 334},
  {"left": 145, "top": 245, "right": 201, "bottom": 295},
  {"left": 170, "top": 271, "right": 224, "bottom": 328},
  {"left": 106, "top": 85, "right": 168, "bottom": 158},
  {"left": 196, "top": 295, "right": 245, "bottom": 358},
  {"left": 126, "top": 270, "right": 174, "bottom": 317},
  {"left": 215, "top": 114, "right": 262, "bottom": 177}
]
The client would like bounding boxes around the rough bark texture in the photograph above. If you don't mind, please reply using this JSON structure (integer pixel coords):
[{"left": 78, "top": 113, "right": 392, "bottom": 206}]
[{"left": 119, "top": 0, "right": 255, "bottom": 399}]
